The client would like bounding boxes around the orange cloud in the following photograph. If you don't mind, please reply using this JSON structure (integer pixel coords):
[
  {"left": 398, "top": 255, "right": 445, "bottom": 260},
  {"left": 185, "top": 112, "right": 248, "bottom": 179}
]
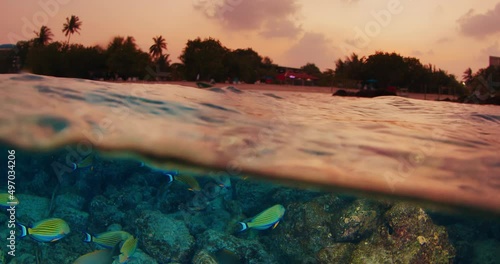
[
  {"left": 458, "top": 3, "right": 500, "bottom": 38},
  {"left": 194, "top": 0, "right": 302, "bottom": 38}
]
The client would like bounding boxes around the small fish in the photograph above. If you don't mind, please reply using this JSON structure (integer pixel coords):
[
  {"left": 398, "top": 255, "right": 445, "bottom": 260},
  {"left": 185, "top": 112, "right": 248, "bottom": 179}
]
[
  {"left": 72, "top": 249, "right": 114, "bottom": 264},
  {"left": 141, "top": 163, "right": 199, "bottom": 191},
  {"left": 18, "top": 218, "right": 70, "bottom": 242},
  {"left": 161, "top": 170, "right": 180, "bottom": 181},
  {"left": 214, "top": 175, "right": 232, "bottom": 190},
  {"left": 84, "top": 230, "right": 132, "bottom": 249},
  {"left": 72, "top": 154, "right": 94, "bottom": 171},
  {"left": 238, "top": 204, "right": 285, "bottom": 232},
  {"left": 0, "top": 193, "right": 19, "bottom": 208},
  {"left": 118, "top": 236, "right": 138, "bottom": 264},
  {"left": 162, "top": 172, "right": 200, "bottom": 192},
  {"left": 174, "top": 174, "right": 201, "bottom": 191}
]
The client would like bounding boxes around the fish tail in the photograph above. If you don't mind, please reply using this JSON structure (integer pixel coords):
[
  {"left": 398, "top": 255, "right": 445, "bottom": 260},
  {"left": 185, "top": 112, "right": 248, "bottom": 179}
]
[
  {"left": 83, "top": 232, "right": 92, "bottom": 242},
  {"left": 17, "top": 223, "right": 28, "bottom": 237},
  {"left": 238, "top": 222, "right": 248, "bottom": 232},
  {"left": 71, "top": 163, "right": 77, "bottom": 171},
  {"left": 164, "top": 173, "right": 174, "bottom": 183}
]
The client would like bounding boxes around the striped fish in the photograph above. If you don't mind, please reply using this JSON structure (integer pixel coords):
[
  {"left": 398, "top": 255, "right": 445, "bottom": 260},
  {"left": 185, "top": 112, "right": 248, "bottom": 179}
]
[
  {"left": 72, "top": 249, "right": 114, "bottom": 264},
  {"left": 72, "top": 154, "right": 94, "bottom": 171},
  {"left": 18, "top": 218, "right": 70, "bottom": 242},
  {"left": 238, "top": 204, "right": 285, "bottom": 232},
  {"left": 118, "top": 236, "right": 138, "bottom": 264},
  {"left": 83, "top": 230, "right": 132, "bottom": 249},
  {"left": 0, "top": 193, "right": 19, "bottom": 208},
  {"left": 172, "top": 175, "right": 201, "bottom": 192}
]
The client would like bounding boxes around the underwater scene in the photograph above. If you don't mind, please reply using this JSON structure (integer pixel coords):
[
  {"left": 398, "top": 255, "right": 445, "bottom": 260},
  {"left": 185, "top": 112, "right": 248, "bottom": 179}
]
[
  {"left": 0, "top": 74, "right": 500, "bottom": 264},
  {"left": 0, "top": 147, "right": 498, "bottom": 264}
]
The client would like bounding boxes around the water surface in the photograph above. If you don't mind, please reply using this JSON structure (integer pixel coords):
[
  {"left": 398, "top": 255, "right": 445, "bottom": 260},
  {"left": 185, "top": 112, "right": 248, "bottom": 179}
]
[{"left": 1, "top": 74, "right": 499, "bottom": 214}]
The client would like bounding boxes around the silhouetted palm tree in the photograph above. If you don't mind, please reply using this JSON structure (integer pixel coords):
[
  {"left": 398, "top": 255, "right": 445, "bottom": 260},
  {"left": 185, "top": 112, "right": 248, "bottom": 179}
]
[
  {"left": 62, "top": 15, "right": 82, "bottom": 45},
  {"left": 462, "top": 67, "right": 473, "bottom": 85},
  {"left": 34, "top": 26, "right": 53, "bottom": 46},
  {"left": 149, "top": 35, "right": 167, "bottom": 60},
  {"left": 344, "top": 53, "right": 365, "bottom": 80}
]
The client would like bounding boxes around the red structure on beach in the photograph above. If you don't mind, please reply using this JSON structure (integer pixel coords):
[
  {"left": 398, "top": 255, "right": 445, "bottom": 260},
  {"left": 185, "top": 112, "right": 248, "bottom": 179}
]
[{"left": 275, "top": 66, "right": 318, "bottom": 85}]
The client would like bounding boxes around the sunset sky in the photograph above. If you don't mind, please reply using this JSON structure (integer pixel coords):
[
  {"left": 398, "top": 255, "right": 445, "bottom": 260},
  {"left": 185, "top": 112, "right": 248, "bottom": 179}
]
[{"left": 1, "top": 0, "right": 500, "bottom": 77}]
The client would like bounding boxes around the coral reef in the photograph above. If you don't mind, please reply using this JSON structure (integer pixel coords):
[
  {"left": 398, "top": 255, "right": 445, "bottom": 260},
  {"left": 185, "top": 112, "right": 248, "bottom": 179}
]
[
  {"left": 349, "top": 202, "right": 455, "bottom": 264},
  {"left": 316, "top": 243, "right": 355, "bottom": 264},
  {"left": 196, "top": 229, "right": 278, "bottom": 264},
  {"left": 135, "top": 210, "right": 195, "bottom": 263},
  {"left": 2, "top": 148, "right": 499, "bottom": 264},
  {"left": 331, "top": 199, "right": 387, "bottom": 242},
  {"left": 263, "top": 194, "right": 348, "bottom": 262}
]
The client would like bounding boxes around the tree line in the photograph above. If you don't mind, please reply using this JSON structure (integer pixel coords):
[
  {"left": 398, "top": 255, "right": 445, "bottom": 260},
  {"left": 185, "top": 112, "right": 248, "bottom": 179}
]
[
  {"left": 333, "top": 52, "right": 469, "bottom": 94},
  {"left": 2, "top": 15, "right": 497, "bottom": 96}
]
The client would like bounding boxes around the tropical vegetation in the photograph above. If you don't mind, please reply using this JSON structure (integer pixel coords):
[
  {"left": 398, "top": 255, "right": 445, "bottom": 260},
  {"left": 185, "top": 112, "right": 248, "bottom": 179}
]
[
  {"left": 62, "top": 15, "right": 82, "bottom": 45},
  {"left": 1, "top": 15, "right": 498, "bottom": 98},
  {"left": 33, "top": 26, "right": 53, "bottom": 46}
]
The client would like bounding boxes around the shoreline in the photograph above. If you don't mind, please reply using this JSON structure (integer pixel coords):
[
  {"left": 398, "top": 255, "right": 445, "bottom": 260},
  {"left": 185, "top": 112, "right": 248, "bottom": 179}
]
[{"left": 147, "top": 81, "right": 456, "bottom": 101}]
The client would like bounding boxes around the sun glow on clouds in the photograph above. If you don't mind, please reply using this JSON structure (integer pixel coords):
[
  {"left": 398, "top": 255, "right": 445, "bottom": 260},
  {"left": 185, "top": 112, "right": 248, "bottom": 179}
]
[
  {"left": 194, "top": 0, "right": 302, "bottom": 38},
  {"left": 458, "top": 3, "right": 500, "bottom": 39}
]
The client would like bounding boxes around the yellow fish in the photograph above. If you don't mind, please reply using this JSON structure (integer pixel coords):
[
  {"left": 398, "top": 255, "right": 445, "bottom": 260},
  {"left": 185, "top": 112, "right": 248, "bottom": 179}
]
[
  {"left": 18, "top": 218, "right": 70, "bottom": 242},
  {"left": 84, "top": 230, "right": 132, "bottom": 249},
  {"left": 72, "top": 154, "right": 94, "bottom": 171},
  {"left": 0, "top": 193, "right": 19, "bottom": 208},
  {"left": 73, "top": 249, "right": 114, "bottom": 264},
  {"left": 118, "top": 236, "right": 138, "bottom": 264},
  {"left": 172, "top": 175, "right": 201, "bottom": 192},
  {"left": 238, "top": 204, "right": 285, "bottom": 232}
]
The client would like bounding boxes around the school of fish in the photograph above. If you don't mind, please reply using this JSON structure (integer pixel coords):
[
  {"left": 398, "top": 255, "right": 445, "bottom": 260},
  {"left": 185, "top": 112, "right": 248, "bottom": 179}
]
[{"left": 1, "top": 153, "right": 286, "bottom": 263}]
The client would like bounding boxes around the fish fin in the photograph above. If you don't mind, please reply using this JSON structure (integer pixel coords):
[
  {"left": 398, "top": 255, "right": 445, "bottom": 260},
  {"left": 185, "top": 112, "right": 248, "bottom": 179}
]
[
  {"left": 272, "top": 221, "right": 280, "bottom": 229},
  {"left": 83, "top": 232, "right": 92, "bottom": 242},
  {"left": 17, "top": 223, "right": 28, "bottom": 237}
]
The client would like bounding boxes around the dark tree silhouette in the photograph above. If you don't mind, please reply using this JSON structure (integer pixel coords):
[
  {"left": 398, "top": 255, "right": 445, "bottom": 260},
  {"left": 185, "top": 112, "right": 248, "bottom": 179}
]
[
  {"left": 106, "top": 36, "right": 151, "bottom": 79},
  {"left": 462, "top": 68, "right": 473, "bottom": 85},
  {"left": 34, "top": 26, "right": 53, "bottom": 46},
  {"left": 62, "top": 15, "right": 82, "bottom": 45},
  {"left": 149, "top": 35, "right": 167, "bottom": 61},
  {"left": 301, "top": 63, "right": 322, "bottom": 77},
  {"left": 180, "top": 37, "right": 229, "bottom": 81}
]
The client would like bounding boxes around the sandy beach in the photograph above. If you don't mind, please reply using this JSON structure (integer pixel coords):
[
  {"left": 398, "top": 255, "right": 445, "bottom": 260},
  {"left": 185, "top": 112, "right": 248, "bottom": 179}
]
[{"left": 165, "top": 81, "right": 455, "bottom": 101}]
